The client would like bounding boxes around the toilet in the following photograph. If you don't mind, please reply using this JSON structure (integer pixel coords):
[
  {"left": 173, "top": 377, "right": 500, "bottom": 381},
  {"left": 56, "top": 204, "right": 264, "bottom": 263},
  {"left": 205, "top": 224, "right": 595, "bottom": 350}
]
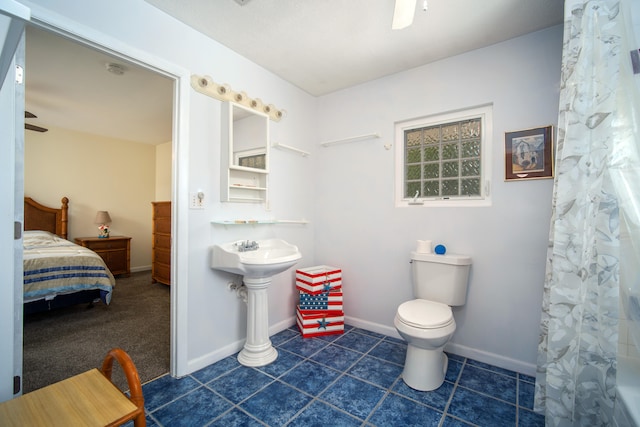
[{"left": 394, "top": 251, "right": 471, "bottom": 391}]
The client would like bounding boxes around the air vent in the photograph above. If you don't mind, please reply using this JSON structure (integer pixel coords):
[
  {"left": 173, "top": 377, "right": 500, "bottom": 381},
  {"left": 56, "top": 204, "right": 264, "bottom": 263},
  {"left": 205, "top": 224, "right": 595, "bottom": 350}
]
[{"left": 105, "top": 62, "right": 126, "bottom": 76}]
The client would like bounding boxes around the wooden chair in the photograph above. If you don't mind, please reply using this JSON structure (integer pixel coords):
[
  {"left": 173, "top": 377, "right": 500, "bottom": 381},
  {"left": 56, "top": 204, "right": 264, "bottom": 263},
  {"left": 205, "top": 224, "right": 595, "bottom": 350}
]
[
  {"left": 100, "top": 348, "right": 146, "bottom": 427},
  {"left": 0, "top": 348, "right": 146, "bottom": 427}
]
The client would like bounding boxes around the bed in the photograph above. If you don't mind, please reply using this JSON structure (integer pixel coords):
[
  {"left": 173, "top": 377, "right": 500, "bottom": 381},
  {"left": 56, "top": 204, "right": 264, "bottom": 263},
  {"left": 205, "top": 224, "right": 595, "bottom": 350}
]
[{"left": 23, "top": 197, "right": 116, "bottom": 314}]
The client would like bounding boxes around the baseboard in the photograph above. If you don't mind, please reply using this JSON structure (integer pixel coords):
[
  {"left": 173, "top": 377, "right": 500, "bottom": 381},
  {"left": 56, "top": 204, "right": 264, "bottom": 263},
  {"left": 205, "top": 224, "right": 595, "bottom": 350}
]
[
  {"left": 345, "top": 315, "right": 401, "bottom": 339},
  {"left": 186, "top": 316, "right": 296, "bottom": 374},
  {"left": 271, "top": 316, "right": 297, "bottom": 334},
  {"left": 184, "top": 314, "right": 536, "bottom": 378},
  {"left": 345, "top": 315, "right": 536, "bottom": 377},
  {"left": 444, "top": 343, "right": 536, "bottom": 377},
  {"left": 130, "top": 265, "right": 152, "bottom": 273},
  {"left": 187, "top": 340, "right": 245, "bottom": 374}
]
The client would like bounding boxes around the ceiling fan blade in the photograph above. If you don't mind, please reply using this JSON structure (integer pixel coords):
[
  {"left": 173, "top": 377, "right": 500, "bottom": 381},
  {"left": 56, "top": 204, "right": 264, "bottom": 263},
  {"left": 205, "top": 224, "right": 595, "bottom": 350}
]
[
  {"left": 392, "top": 0, "right": 417, "bottom": 30},
  {"left": 25, "top": 111, "right": 37, "bottom": 118},
  {"left": 25, "top": 123, "right": 49, "bottom": 133}
]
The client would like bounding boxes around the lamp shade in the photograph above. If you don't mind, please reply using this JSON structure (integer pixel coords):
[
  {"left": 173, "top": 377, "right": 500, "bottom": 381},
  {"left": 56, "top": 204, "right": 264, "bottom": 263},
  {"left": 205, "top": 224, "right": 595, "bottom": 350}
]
[{"left": 94, "top": 211, "right": 112, "bottom": 224}]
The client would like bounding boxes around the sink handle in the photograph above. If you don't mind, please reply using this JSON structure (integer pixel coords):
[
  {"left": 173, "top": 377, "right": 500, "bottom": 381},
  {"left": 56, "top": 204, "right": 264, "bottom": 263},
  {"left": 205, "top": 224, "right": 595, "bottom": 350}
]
[{"left": 235, "top": 240, "right": 259, "bottom": 252}]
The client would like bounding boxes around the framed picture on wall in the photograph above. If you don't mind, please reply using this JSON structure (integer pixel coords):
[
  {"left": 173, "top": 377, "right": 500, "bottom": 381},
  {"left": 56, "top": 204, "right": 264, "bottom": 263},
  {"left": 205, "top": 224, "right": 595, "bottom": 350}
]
[{"left": 505, "top": 125, "right": 554, "bottom": 181}]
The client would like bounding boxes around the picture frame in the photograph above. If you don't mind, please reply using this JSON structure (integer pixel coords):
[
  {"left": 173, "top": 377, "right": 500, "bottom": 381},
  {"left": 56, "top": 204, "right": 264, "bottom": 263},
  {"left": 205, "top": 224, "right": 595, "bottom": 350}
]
[{"left": 505, "top": 125, "right": 554, "bottom": 181}]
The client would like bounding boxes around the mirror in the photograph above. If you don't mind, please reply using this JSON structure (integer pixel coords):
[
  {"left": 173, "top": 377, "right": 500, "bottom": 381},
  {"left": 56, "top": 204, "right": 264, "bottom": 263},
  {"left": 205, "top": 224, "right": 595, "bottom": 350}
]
[
  {"left": 221, "top": 101, "right": 270, "bottom": 203},
  {"left": 230, "top": 103, "right": 269, "bottom": 171}
]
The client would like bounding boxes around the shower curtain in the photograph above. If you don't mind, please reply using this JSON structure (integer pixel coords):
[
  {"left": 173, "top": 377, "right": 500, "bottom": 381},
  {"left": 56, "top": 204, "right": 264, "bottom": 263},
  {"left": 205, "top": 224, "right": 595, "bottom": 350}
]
[{"left": 534, "top": 0, "right": 640, "bottom": 426}]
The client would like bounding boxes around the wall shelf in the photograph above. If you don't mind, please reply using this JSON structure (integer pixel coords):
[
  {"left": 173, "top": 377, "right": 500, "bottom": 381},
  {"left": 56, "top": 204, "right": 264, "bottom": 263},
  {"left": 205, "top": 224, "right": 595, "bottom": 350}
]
[
  {"left": 225, "top": 168, "right": 268, "bottom": 203},
  {"left": 320, "top": 132, "right": 380, "bottom": 147},
  {"left": 271, "top": 142, "right": 310, "bottom": 157}
]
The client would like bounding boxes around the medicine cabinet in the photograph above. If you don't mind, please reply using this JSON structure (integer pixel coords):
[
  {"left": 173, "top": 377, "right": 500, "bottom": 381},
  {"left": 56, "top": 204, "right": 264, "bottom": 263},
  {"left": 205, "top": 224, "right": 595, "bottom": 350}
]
[{"left": 221, "top": 102, "right": 270, "bottom": 203}]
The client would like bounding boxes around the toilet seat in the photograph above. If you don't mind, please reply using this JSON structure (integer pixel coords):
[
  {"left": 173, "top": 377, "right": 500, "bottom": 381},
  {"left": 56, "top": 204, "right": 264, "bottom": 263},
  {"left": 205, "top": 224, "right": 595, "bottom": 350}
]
[{"left": 397, "top": 299, "right": 453, "bottom": 329}]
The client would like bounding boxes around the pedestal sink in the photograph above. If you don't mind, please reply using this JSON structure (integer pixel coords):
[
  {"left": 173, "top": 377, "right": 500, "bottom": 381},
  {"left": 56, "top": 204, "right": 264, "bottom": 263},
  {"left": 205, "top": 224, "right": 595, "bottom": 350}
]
[{"left": 211, "top": 239, "right": 302, "bottom": 366}]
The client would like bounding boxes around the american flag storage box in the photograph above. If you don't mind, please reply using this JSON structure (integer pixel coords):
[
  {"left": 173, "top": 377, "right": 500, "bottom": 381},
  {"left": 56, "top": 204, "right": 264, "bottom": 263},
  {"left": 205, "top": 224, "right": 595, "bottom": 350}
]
[
  {"left": 298, "top": 291, "right": 343, "bottom": 311},
  {"left": 296, "top": 307, "right": 344, "bottom": 338},
  {"left": 295, "top": 265, "right": 342, "bottom": 295}
]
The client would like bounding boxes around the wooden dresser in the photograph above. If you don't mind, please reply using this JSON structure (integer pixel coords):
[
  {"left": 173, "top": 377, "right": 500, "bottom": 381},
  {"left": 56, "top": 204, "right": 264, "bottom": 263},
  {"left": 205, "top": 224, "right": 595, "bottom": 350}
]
[
  {"left": 74, "top": 236, "right": 131, "bottom": 276},
  {"left": 151, "top": 201, "right": 171, "bottom": 285}
]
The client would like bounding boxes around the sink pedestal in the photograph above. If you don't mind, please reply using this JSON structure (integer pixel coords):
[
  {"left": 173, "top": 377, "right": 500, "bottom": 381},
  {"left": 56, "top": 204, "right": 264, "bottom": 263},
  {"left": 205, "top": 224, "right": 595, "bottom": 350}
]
[{"left": 238, "top": 277, "right": 278, "bottom": 367}]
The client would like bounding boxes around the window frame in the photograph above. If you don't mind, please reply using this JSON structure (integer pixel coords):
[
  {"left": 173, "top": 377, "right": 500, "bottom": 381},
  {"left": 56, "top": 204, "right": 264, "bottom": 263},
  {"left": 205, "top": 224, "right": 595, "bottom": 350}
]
[{"left": 394, "top": 104, "right": 493, "bottom": 207}]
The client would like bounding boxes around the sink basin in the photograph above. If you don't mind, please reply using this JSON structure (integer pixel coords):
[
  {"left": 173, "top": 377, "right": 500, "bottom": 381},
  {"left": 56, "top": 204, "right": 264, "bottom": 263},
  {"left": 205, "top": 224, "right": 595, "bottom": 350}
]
[{"left": 211, "top": 238, "right": 302, "bottom": 278}]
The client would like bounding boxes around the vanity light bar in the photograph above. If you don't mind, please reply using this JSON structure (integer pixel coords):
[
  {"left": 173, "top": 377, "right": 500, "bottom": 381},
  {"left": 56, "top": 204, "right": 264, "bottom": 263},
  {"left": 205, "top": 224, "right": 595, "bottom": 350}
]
[{"left": 190, "top": 74, "right": 285, "bottom": 122}]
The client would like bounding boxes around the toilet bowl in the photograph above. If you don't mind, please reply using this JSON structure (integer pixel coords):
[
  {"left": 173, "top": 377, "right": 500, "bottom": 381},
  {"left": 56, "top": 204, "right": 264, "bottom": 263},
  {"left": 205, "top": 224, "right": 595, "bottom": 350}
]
[
  {"left": 394, "top": 251, "right": 471, "bottom": 392},
  {"left": 394, "top": 299, "right": 456, "bottom": 391}
]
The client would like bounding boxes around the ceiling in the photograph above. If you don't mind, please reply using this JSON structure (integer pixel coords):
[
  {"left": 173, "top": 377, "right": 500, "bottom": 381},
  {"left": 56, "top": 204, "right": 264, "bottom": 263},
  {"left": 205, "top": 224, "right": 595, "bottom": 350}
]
[
  {"left": 24, "top": 1, "right": 564, "bottom": 144},
  {"left": 25, "top": 26, "right": 174, "bottom": 145},
  {"left": 144, "top": 0, "right": 564, "bottom": 96}
]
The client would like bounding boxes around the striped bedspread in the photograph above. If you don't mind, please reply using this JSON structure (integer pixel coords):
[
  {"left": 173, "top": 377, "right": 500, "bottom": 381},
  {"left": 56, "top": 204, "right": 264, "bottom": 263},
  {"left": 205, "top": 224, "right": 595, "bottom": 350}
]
[{"left": 23, "top": 230, "right": 115, "bottom": 304}]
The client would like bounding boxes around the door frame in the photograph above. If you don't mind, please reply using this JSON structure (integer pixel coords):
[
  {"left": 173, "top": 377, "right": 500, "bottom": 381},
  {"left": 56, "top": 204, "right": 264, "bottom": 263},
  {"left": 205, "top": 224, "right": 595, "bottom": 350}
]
[
  {"left": 0, "top": 1, "right": 28, "bottom": 400},
  {"left": 22, "top": 12, "right": 191, "bottom": 378}
]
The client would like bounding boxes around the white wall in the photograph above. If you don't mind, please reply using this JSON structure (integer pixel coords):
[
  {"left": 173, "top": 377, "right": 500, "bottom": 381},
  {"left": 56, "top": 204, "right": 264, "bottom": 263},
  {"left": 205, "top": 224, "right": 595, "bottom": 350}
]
[
  {"left": 155, "top": 141, "right": 171, "bottom": 201},
  {"left": 25, "top": 126, "right": 156, "bottom": 269},
  {"left": 12, "top": 0, "right": 563, "bottom": 377},
  {"left": 315, "top": 26, "right": 563, "bottom": 374}
]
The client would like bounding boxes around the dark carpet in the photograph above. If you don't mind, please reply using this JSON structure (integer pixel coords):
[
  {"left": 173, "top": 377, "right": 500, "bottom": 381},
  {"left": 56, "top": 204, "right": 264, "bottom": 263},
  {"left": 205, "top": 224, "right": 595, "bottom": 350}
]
[{"left": 22, "top": 271, "right": 170, "bottom": 393}]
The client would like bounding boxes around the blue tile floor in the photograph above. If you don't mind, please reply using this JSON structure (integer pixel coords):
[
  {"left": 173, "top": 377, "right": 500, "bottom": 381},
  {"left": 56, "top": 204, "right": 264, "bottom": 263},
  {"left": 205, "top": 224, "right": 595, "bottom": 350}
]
[{"left": 133, "top": 325, "right": 544, "bottom": 426}]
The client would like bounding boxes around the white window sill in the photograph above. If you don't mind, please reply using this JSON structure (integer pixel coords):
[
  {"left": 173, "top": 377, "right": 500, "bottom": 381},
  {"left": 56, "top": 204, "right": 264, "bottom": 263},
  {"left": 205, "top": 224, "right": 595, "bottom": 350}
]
[{"left": 396, "top": 198, "right": 492, "bottom": 208}]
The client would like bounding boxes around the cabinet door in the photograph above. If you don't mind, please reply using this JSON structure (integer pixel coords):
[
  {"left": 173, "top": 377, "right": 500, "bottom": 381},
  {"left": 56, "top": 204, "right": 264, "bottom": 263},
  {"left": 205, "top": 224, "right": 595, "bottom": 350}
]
[
  {"left": 153, "top": 262, "right": 171, "bottom": 285},
  {"left": 104, "top": 250, "right": 127, "bottom": 275}
]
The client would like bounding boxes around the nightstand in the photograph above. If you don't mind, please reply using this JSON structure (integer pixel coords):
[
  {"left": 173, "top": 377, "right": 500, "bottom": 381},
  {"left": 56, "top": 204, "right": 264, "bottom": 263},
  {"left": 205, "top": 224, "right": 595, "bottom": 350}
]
[{"left": 74, "top": 236, "right": 131, "bottom": 276}]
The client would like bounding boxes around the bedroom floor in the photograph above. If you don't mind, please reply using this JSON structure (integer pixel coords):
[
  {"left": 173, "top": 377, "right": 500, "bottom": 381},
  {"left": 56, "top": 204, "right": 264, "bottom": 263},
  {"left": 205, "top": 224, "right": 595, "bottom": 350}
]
[
  {"left": 134, "top": 325, "right": 544, "bottom": 427},
  {"left": 23, "top": 271, "right": 169, "bottom": 393}
]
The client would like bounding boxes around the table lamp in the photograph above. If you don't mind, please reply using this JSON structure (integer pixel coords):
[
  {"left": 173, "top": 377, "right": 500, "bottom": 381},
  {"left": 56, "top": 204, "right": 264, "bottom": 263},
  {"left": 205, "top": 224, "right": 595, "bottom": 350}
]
[{"left": 95, "top": 211, "right": 112, "bottom": 238}]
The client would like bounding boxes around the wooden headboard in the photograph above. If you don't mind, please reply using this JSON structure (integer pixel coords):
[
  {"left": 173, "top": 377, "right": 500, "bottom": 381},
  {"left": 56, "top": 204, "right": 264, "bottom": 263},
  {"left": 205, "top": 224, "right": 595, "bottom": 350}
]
[{"left": 24, "top": 197, "right": 69, "bottom": 240}]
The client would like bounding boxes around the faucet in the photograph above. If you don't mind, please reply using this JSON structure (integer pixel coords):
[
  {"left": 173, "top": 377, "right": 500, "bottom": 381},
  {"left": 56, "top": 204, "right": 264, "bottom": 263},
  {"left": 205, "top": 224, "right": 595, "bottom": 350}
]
[{"left": 236, "top": 240, "right": 259, "bottom": 252}]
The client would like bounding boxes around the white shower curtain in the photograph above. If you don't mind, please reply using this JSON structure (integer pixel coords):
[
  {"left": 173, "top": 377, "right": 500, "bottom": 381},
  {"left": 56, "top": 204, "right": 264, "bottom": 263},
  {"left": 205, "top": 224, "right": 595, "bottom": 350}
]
[{"left": 535, "top": 0, "right": 640, "bottom": 426}]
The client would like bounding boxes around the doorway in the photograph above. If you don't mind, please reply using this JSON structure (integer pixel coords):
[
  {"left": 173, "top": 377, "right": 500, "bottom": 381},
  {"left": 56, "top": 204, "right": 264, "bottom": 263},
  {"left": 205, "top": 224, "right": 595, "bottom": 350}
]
[{"left": 20, "top": 22, "right": 179, "bottom": 391}]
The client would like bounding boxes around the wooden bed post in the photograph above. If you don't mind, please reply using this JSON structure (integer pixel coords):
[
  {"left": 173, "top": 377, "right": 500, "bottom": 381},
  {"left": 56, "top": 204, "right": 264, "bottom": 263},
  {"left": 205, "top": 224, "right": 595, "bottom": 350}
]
[{"left": 60, "top": 197, "right": 69, "bottom": 240}]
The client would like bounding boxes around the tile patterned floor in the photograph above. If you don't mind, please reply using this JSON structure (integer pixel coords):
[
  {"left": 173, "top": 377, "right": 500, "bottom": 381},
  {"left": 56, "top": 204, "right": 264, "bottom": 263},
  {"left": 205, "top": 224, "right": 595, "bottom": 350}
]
[{"left": 131, "top": 325, "right": 544, "bottom": 426}]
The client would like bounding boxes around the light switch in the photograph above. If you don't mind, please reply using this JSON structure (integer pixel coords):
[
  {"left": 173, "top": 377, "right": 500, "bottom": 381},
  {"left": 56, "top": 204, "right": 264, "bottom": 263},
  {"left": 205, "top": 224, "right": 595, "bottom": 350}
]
[{"left": 190, "top": 192, "right": 205, "bottom": 209}]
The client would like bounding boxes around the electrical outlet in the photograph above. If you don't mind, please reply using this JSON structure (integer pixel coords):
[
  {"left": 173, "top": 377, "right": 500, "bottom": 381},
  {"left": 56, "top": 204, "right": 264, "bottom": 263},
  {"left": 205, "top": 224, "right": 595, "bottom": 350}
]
[{"left": 190, "top": 192, "right": 205, "bottom": 209}]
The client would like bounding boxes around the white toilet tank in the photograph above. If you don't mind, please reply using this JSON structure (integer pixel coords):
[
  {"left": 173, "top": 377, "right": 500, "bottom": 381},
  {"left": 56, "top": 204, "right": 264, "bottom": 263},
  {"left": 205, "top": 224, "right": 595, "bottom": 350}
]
[{"left": 410, "top": 252, "right": 471, "bottom": 306}]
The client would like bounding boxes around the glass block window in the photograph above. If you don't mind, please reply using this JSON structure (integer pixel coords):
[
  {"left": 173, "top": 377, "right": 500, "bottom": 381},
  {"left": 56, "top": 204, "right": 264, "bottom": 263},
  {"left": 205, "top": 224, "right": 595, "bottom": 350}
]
[
  {"left": 395, "top": 105, "right": 492, "bottom": 206},
  {"left": 405, "top": 118, "right": 481, "bottom": 198}
]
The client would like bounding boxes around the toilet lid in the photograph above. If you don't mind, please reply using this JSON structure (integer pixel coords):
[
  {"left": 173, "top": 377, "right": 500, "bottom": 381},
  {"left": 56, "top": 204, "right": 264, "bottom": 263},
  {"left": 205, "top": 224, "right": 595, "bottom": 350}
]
[{"left": 397, "top": 299, "right": 453, "bottom": 329}]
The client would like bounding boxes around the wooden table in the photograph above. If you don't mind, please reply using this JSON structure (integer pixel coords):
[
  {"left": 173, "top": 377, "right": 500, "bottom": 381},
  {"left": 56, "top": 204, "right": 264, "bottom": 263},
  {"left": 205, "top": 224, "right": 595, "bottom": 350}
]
[
  {"left": 0, "top": 350, "right": 144, "bottom": 426},
  {"left": 74, "top": 236, "right": 131, "bottom": 276}
]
